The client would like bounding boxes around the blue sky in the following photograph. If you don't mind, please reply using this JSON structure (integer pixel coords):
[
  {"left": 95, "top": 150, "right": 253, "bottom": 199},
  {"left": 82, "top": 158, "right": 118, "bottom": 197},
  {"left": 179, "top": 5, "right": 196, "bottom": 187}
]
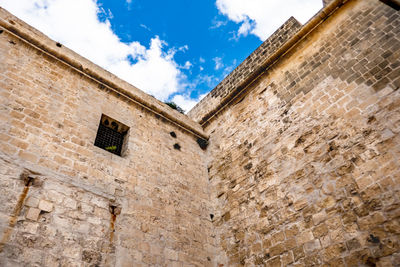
[
  {"left": 100, "top": 0, "right": 262, "bottom": 99},
  {"left": 0, "top": 0, "right": 322, "bottom": 111}
]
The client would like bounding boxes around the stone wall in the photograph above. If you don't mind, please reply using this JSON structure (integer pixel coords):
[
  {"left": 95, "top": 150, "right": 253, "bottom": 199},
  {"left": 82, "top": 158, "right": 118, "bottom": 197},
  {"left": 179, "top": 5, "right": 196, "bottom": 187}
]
[
  {"left": 188, "top": 17, "right": 302, "bottom": 124},
  {"left": 0, "top": 8, "right": 217, "bottom": 266},
  {"left": 194, "top": 0, "right": 400, "bottom": 265},
  {"left": 1, "top": 0, "right": 400, "bottom": 265}
]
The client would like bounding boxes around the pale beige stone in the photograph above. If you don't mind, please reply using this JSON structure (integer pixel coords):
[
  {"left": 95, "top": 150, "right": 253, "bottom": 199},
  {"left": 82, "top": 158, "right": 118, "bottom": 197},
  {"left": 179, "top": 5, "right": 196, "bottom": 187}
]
[
  {"left": 0, "top": 0, "right": 400, "bottom": 266},
  {"left": 23, "top": 221, "right": 39, "bottom": 234},
  {"left": 304, "top": 239, "right": 321, "bottom": 254},
  {"left": 164, "top": 248, "right": 178, "bottom": 261},
  {"left": 297, "top": 230, "right": 314, "bottom": 245},
  {"left": 26, "top": 207, "right": 41, "bottom": 221},
  {"left": 312, "top": 210, "right": 327, "bottom": 226},
  {"left": 25, "top": 196, "right": 39, "bottom": 208},
  {"left": 38, "top": 199, "right": 53, "bottom": 212}
]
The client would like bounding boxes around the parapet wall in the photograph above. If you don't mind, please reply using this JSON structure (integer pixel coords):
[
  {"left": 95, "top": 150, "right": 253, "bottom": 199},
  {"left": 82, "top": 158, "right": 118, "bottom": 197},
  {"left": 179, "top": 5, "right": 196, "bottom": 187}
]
[
  {"left": 1, "top": 0, "right": 400, "bottom": 266},
  {"left": 0, "top": 7, "right": 206, "bottom": 140},
  {"left": 188, "top": 17, "right": 302, "bottom": 123}
]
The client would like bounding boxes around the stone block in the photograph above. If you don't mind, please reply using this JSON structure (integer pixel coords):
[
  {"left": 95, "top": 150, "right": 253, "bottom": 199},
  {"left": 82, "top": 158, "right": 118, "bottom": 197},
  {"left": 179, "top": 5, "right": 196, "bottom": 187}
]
[
  {"left": 304, "top": 239, "right": 321, "bottom": 254},
  {"left": 22, "top": 221, "right": 39, "bottom": 234},
  {"left": 25, "top": 196, "right": 39, "bottom": 208},
  {"left": 312, "top": 210, "right": 327, "bottom": 225},
  {"left": 39, "top": 200, "right": 53, "bottom": 212},
  {"left": 64, "top": 197, "right": 77, "bottom": 210},
  {"left": 26, "top": 207, "right": 41, "bottom": 221},
  {"left": 297, "top": 230, "right": 314, "bottom": 245},
  {"left": 164, "top": 248, "right": 178, "bottom": 261},
  {"left": 1, "top": 0, "right": 400, "bottom": 266},
  {"left": 269, "top": 243, "right": 286, "bottom": 257}
]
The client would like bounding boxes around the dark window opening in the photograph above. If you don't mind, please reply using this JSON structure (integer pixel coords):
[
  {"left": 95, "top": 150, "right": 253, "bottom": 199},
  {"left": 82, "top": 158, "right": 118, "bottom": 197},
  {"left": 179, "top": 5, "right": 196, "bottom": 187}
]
[{"left": 94, "top": 114, "right": 129, "bottom": 156}]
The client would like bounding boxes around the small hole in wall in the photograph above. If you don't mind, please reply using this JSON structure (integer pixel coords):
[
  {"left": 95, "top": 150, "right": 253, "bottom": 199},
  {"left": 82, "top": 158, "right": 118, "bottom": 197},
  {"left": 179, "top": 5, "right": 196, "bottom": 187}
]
[
  {"left": 367, "top": 116, "right": 376, "bottom": 124},
  {"left": 109, "top": 204, "right": 121, "bottom": 216},
  {"left": 24, "top": 177, "right": 35, "bottom": 187},
  {"left": 173, "top": 143, "right": 181, "bottom": 150},
  {"left": 197, "top": 138, "right": 208, "bottom": 150},
  {"left": 210, "top": 214, "right": 214, "bottom": 220},
  {"left": 170, "top": 131, "right": 177, "bottom": 138},
  {"left": 367, "top": 234, "right": 380, "bottom": 244},
  {"left": 0, "top": 30, "right": 3, "bottom": 34},
  {"left": 56, "top": 42, "right": 62, "bottom": 47}
]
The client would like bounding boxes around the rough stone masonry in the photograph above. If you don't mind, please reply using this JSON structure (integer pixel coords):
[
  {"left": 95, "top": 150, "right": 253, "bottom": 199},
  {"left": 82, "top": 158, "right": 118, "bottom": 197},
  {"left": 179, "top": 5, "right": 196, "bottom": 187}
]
[{"left": 0, "top": 0, "right": 400, "bottom": 266}]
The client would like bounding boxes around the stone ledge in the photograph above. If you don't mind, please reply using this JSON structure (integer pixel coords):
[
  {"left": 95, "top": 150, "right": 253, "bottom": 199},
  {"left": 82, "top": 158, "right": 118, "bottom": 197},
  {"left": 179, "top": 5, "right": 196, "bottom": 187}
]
[
  {"left": 188, "top": 0, "right": 349, "bottom": 126},
  {"left": 0, "top": 7, "right": 207, "bottom": 140},
  {"left": 188, "top": 17, "right": 301, "bottom": 123}
]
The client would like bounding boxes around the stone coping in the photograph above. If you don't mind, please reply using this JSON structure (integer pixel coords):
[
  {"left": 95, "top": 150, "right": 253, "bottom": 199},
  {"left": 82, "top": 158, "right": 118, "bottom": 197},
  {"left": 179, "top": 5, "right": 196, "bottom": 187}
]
[
  {"left": 188, "top": 0, "right": 349, "bottom": 126},
  {"left": 0, "top": 7, "right": 208, "bottom": 140}
]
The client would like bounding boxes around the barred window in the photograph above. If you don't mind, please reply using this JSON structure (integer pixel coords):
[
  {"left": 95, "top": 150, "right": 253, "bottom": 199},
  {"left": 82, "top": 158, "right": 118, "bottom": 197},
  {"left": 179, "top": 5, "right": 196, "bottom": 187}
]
[{"left": 94, "top": 114, "right": 129, "bottom": 156}]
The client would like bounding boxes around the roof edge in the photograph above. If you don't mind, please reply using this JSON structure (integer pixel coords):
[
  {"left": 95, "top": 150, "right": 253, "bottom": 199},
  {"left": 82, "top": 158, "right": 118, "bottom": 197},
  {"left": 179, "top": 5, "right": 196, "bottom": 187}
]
[
  {"left": 188, "top": 0, "right": 349, "bottom": 126},
  {"left": 0, "top": 7, "right": 208, "bottom": 140}
]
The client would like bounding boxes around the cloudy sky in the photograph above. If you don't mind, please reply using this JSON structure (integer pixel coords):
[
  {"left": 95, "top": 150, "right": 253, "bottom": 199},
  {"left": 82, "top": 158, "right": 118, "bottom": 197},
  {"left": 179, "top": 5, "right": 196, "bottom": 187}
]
[{"left": 0, "top": 0, "right": 322, "bottom": 112}]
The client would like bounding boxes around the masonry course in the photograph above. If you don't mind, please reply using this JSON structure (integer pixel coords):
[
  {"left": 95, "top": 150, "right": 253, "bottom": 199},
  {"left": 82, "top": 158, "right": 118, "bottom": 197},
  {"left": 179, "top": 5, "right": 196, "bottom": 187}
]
[
  {"left": 189, "top": 0, "right": 400, "bottom": 265},
  {"left": 0, "top": 7, "right": 216, "bottom": 266},
  {"left": 0, "top": 0, "right": 400, "bottom": 266}
]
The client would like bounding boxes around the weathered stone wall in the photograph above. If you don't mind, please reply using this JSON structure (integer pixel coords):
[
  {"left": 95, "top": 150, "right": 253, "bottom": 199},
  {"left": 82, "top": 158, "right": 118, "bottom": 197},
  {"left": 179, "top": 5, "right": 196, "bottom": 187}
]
[
  {"left": 194, "top": 0, "right": 400, "bottom": 265},
  {"left": 0, "top": 9, "right": 217, "bottom": 266},
  {"left": 188, "top": 17, "right": 302, "bottom": 124},
  {"left": 2, "top": 0, "right": 400, "bottom": 265}
]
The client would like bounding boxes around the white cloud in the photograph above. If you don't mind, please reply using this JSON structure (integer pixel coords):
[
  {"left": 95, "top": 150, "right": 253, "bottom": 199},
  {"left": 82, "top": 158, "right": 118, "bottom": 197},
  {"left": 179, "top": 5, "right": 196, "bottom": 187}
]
[
  {"left": 216, "top": 0, "right": 323, "bottom": 40},
  {"left": 237, "top": 19, "right": 254, "bottom": 37},
  {"left": 213, "top": 57, "right": 223, "bottom": 70},
  {"left": 140, "top": 23, "right": 151, "bottom": 31},
  {"left": 210, "top": 16, "right": 228, "bottom": 29},
  {"left": 0, "top": 0, "right": 189, "bottom": 101},
  {"left": 171, "top": 95, "right": 198, "bottom": 112},
  {"left": 171, "top": 92, "right": 208, "bottom": 113},
  {"left": 181, "top": 61, "right": 192, "bottom": 70},
  {"left": 199, "top": 57, "right": 205, "bottom": 63},
  {"left": 178, "top": 45, "right": 189, "bottom": 52},
  {"left": 196, "top": 74, "right": 219, "bottom": 89}
]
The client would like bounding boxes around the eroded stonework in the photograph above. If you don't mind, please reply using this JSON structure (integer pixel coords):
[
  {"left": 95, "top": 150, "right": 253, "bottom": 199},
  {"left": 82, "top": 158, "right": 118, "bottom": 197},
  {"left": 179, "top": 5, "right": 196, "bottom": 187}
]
[
  {"left": 0, "top": 0, "right": 400, "bottom": 266},
  {"left": 0, "top": 6, "right": 216, "bottom": 266},
  {"left": 190, "top": 0, "right": 400, "bottom": 265}
]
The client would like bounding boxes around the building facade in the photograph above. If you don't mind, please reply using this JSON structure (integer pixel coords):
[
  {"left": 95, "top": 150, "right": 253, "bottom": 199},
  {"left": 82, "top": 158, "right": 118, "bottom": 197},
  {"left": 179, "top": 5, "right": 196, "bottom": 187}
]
[{"left": 0, "top": 0, "right": 399, "bottom": 266}]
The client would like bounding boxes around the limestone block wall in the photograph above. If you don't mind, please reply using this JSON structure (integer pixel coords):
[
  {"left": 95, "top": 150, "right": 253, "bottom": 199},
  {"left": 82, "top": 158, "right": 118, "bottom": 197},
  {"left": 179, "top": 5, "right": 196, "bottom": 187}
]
[
  {"left": 193, "top": 0, "right": 400, "bottom": 265},
  {"left": 0, "top": 9, "right": 217, "bottom": 266},
  {"left": 188, "top": 17, "right": 302, "bottom": 124}
]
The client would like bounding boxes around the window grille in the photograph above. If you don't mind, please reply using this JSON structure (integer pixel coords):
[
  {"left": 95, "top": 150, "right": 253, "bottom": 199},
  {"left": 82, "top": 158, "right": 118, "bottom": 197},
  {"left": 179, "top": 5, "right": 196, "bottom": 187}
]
[{"left": 94, "top": 115, "right": 129, "bottom": 156}]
